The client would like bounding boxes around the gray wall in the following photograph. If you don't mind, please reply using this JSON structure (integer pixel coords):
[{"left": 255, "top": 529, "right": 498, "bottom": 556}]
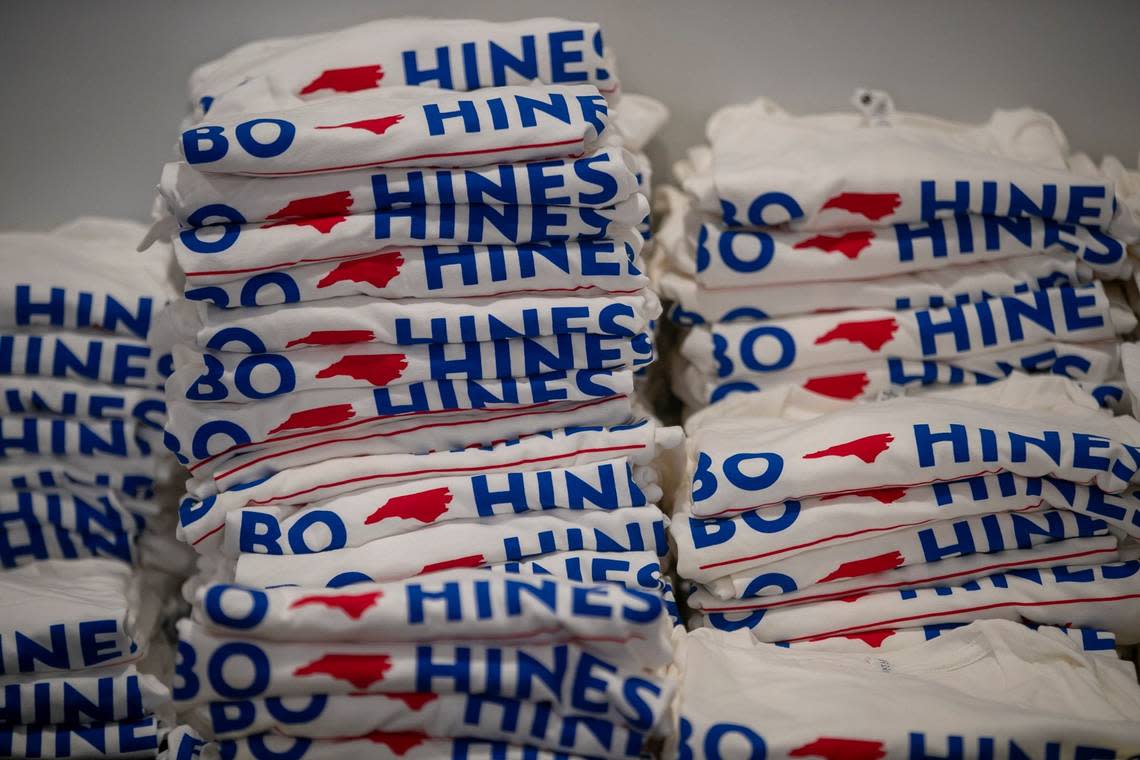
[{"left": 2, "top": 0, "right": 1138, "bottom": 229}]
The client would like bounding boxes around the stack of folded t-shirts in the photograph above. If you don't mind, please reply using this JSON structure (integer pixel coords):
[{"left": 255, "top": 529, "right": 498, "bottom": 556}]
[
  {"left": 146, "top": 17, "right": 681, "bottom": 760},
  {"left": 0, "top": 219, "right": 185, "bottom": 758},
  {"left": 167, "top": 568, "right": 676, "bottom": 759},
  {"left": 671, "top": 373, "right": 1140, "bottom": 648},
  {"left": 653, "top": 90, "right": 1140, "bottom": 413},
  {"left": 667, "top": 619, "right": 1140, "bottom": 757}
]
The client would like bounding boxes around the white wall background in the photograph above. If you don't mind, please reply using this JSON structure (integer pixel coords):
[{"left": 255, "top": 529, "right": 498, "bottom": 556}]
[{"left": 2, "top": 0, "right": 1138, "bottom": 230}]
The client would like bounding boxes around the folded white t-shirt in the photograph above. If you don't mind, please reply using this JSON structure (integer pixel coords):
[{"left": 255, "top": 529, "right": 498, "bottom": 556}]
[
  {"left": 673, "top": 341, "right": 1126, "bottom": 408},
  {"left": 1, "top": 330, "right": 170, "bottom": 390},
  {"left": 673, "top": 471, "right": 1140, "bottom": 584},
  {"left": 225, "top": 507, "right": 668, "bottom": 588},
  {"left": 0, "top": 218, "right": 176, "bottom": 339},
  {"left": 173, "top": 620, "right": 673, "bottom": 731},
  {"left": 680, "top": 283, "right": 1132, "bottom": 383},
  {"left": 181, "top": 84, "right": 610, "bottom": 176},
  {"left": 0, "top": 376, "right": 166, "bottom": 430},
  {"left": 168, "top": 331, "right": 652, "bottom": 402},
  {"left": 193, "top": 569, "right": 671, "bottom": 669},
  {"left": 0, "top": 559, "right": 158, "bottom": 677},
  {"left": 668, "top": 620, "right": 1140, "bottom": 758},
  {"left": 183, "top": 692, "right": 648, "bottom": 759},
  {"left": 661, "top": 253, "right": 1087, "bottom": 324},
  {"left": 188, "top": 18, "right": 619, "bottom": 110},
  {"left": 658, "top": 188, "right": 1132, "bottom": 286},
  {"left": 684, "top": 95, "right": 1138, "bottom": 238},
  {"left": 0, "top": 662, "right": 168, "bottom": 727},
  {"left": 167, "top": 197, "right": 647, "bottom": 283},
  {"left": 154, "top": 289, "right": 658, "bottom": 354},
  {"left": 685, "top": 508, "right": 1109, "bottom": 601},
  {"left": 0, "top": 715, "right": 161, "bottom": 759},
  {"left": 689, "top": 534, "right": 1117, "bottom": 610},
  {"left": 0, "top": 458, "right": 165, "bottom": 501},
  {"left": 684, "top": 391, "right": 1140, "bottom": 517},
  {"left": 223, "top": 456, "right": 658, "bottom": 553},
  {"left": 698, "top": 558, "right": 1140, "bottom": 645},
  {"left": 179, "top": 238, "right": 647, "bottom": 305},
  {"left": 161, "top": 147, "right": 640, "bottom": 226},
  {"left": 177, "top": 418, "right": 676, "bottom": 546},
  {"left": 168, "top": 374, "right": 635, "bottom": 484}
]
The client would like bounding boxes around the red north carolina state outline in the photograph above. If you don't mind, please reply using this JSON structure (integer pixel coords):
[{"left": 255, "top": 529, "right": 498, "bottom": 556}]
[
  {"left": 294, "top": 653, "right": 393, "bottom": 689},
  {"left": 348, "top": 731, "right": 429, "bottom": 755},
  {"left": 803, "top": 372, "right": 870, "bottom": 400},
  {"left": 315, "top": 353, "right": 409, "bottom": 386},
  {"left": 420, "top": 553, "right": 485, "bottom": 574},
  {"left": 269, "top": 403, "right": 356, "bottom": 434},
  {"left": 300, "top": 65, "right": 384, "bottom": 96},
  {"left": 261, "top": 191, "right": 353, "bottom": 233},
  {"left": 814, "top": 317, "right": 899, "bottom": 351},
  {"left": 365, "top": 487, "right": 454, "bottom": 525},
  {"left": 803, "top": 433, "right": 894, "bottom": 464},
  {"left": 289, "top": 591, "right": 383, "bottom": 619},
  {"left": 819, "top": 192, "right": 901, "bottom": 221},
  {"left": 286, "top": 329, "right": 376, "bottom": 348},
  {"left": 790, "top": 737, "right": 887, "bottom": 760},
  {"left": 317, "top": 251, "right": 405, "bottom": 289},
  {"left": 817, "top": 550, "right": 906, "bottom": 583},
  {"left": 793, "top": 231, "right": 876, "bottom": 260},
  {"left": 315, "top": 114, "right": 405, "bottom": 134}
]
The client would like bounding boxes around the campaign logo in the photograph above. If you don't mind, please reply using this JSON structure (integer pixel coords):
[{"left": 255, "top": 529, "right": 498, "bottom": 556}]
[
  {"left": 803, "top": 372, "right": 870, "bottom": 400},
  {"left": 793, "top": 231, "right": 875, "bottom": 260},
  {"left": 290, "top": 591, "right": 383, "bottom": 619},
  {"left": 803, "top": 433, "right": 894, "bottom": 464},
  {"left": 338, "top": 730, "right": 428, "bottom": 755},
  {"left": 820, "top": 192, "right": 901, "bottom": 221},
  {"left": 316, "top": 353, "right": 409, "bottom": 386},
  {"left": 822, "top": 487, "right": 908, "bottom": 504},
  {"left": 300, "top": 65, "right": 385, "bottom": 96},
  {"left": 815, "top": 318, "right": 899, "bottom": 351},
  {"left": 261, "top": 191, "right": 354, "bottom": 234},
  {"left": 317, "top": 251, "right": 405, "bottom": 290},
  {"left": 365, "top": 487, "right": 453, "bottom": 525},
  {"left": 817, "top": 550, "right": 905, "bottom": 583},
  {"left": 294, "top": 653, "right": 392, "bottom": 689},
  {"left": 315, "top": 115, "right": 405, "bottom": 135},
  {"left": 421, "top": 553, "right": 485, "bottom": 574},
  {"left": 269, "top": 403, "right": 357, "bottom": 434},
  {"left": 286, "top": 330, "right": 376, "bottom": 348},
  {"left": 789, "top": 736, "right": 886, "bottom": 760}
]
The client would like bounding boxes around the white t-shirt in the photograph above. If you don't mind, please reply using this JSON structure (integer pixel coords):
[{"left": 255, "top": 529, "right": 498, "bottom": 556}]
[
  {"left": 180, "top": 84, "right": 611, "bottom": 176},
  {"left": 160, "top": 147, "right": 641, "bottom": 225},
  {"left": 698, "top": 558, "right": 1140, "bottom": 645},
  {"left": 192, "top": 569, "right": 672, "bottom": 669},
  {"left": 679, "top": 282, "right": 1133, "bottom": 384},
  {"left": 668, "top": 620, "right": 1140, "bottom": 759},
  {"left": 656, "top": 187, "right": 1132, "bottom": 286},
  {"left": 683, "top": 96, "right": 1139, "bottom": 240},
  {"left": 683, "top": 390, "right": 1140, "bottom": 517},
  {"left": 178, "top": 238, "right": 648, "bottom": 305},
  {"left": 167, "top": 197, "right": 646, "bottom": 284},
  {"left": 167, "top": 330, "right": 652, "bottom": 403},
  {"left": 188, "top": 18, "right": 620, "bottom": 110},
  {"left": 177, "top": 419, "right": 677, "bottom": 547},
  {"left": 154, "top": 289, "right": 658, "bottom": 354},
  {"left": 672, "top": 471, "right": 1140, "bottom": 584},
  {"left": 173, "top": 619, "right": 673, "bottom": 730}
]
